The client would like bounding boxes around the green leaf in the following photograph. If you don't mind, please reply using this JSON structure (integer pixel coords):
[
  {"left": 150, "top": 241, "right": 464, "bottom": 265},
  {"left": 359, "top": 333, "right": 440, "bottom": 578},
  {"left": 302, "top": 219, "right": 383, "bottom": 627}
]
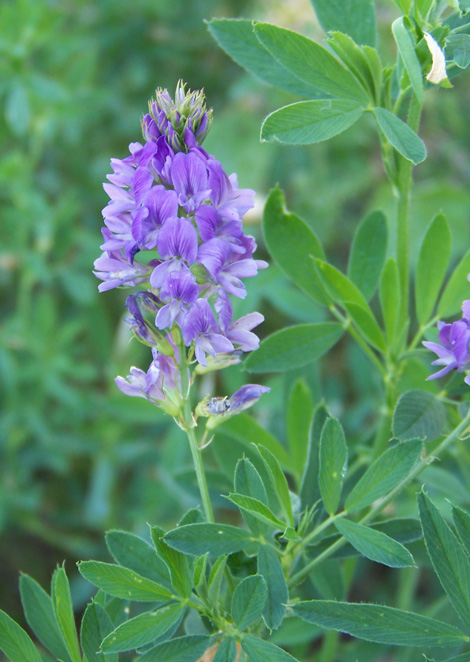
[
  {"left": 293, "top": 601, "right": 467, "bottom": 646},
  {"left": 213, "top": 638, "right": 238, "bottom": 662},
  {"left": 242, "top": 634, "right": 300, "bottom": 661},
  {"left": 446, "top": 34, "right": 470, "bottom": 69},
  {"left": 453, "top": 505, "right": 470, "bottom": 557},
  {"left": 256, "top": 446, "right": 294, "bottom": 527},
  {"left": 310, "top": 518, "right": 422, "bottom": 560},
  {"left": 206, "top": 19, "right": 326, "bottom": 98},
  {"left": 106, "top": 530, "right": 171, "bottom": 587},
  {"left": 345, "top": 439, "right": 423, "bottom": 512},
  {"left": 208, "top": 556, "right": 228, "bottom": 606},
  {"left": 5, "top": 83, "right": 30, "bottom": 137},
  {"left": 257, "top": 545, "right": 289, "bottom": 631},
  {"left": 392, "top": 390, "right": 446, "bottom": 441},
  {"left": 80, "top": 602, "right": 117, "bottom": 662},
  {"left": 222, "top": 413, "right": 292, "bottom": 471},
  {"left": 0, "top": 611, "right": 43, "bottom": 662},
  {"left": 262, "top": 186, "right": 328, "bottom": 306},
  {"left": 300, "top": 404, "right": 329, "bottom": 510},
  {"left": 327, "top": 32, "right": 377, "bottom": 100},
  {"left": 438, "top": 247, "right": 470, "bottom": 317},
  {"left": 232, "top": 575, "right": 267, "bottom": 631},
  {"left": 254, "top": 22, "right": 369, "bottom": 103},
  {"left": 419, "top": 491, "right": 470, "bottom": 631},
  {"left": 343, "top": 302, "right": 386, "bottom": 352},
  {"left": 19, "top": 574, "right": 71, "bottom": 662},
  {"left": 374, "top": 107, "right": 427, "bottom": 164},
  {"left": 310, "top": 0, "right": 377, "bottom": 47},
  {"left": 138, "top": 634, "right": 212, "bottom": 661},
  {"left": 380, "top": 257, "right": 401, "bottom": 344},
  {"left": 261, "top": 99, "right": 363, "bottom": 144},
  {"left": 164, "top": 524, "right": 255, "bottom": 557},
  {"left": 392, "top": 17, "right": 424, "bottom": 103},
  {"left": 149, "top": 526, "right": 192, "bottom": 598},
  {"left": 315, "top": 259, "right": 369, "bottom": 308},
  {"left": 287, "top": 379, "right": 313, "bottom": 482},
  {"left": 244, "top": 323, "right": 344, "bottom": 373},
  {"left": 319, "top": 417, "right": 348, "bottom": 515},
  {"left": 226, "top": 493, "right": 286, "bottom": 530},
  {"left": 348, "top": 210, "right": 387, "bottom": 301},
  {"left": 51, "top": 566, "right": 81, "bottom": 662},
  {"left": 235, "top": 458, "right": 270, "bottom": 537},
  {"left": 78, "top": 561, "right": 174, "bottom": 601},
  {"left": 101, "top": 604, "right": 183, "bottom": 653},
  {"left": 334, "top": 518, "right": 415, "bottom": 567},
  {"left": 415, "top": 214, "right": 452, "bottom": 325}
]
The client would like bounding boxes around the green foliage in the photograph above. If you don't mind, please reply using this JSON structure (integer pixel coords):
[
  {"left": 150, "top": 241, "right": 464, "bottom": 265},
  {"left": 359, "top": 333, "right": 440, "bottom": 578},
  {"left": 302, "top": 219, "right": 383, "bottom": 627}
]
[
  {"left": 293, "top": 601, "right": 468, "bottom": 647},
  {"left": 334, "top": 518, "right": 415, "bottom": 567},
  {"left": 261, "top": 100, "right": 364, "bottom": 145},
  {"left": 244, "top": 323, "right": 344, "bottom": 373},
  {"left": 231, "top": 575, "right": 267, "bottom": 631},
  {"left": 347, "top": 210, "right": 387, "bottom": 301},
  {"left": 392, "top": 390, "right": 446, "bottom": 441},
  {"left": 374, "top": 107, "right": 427, "bottom": 163},
  {"left": 415, "top": 214, "right": 452, "bottom": 325},
  {"left": 345, "top": 439, "right": 423, "bottom": 512},
  {"left": 310, "top": 0, "right": 377, "bottom": 47},
  {"left": 319, "top": 417, "right": 348, "bottom": 515}
]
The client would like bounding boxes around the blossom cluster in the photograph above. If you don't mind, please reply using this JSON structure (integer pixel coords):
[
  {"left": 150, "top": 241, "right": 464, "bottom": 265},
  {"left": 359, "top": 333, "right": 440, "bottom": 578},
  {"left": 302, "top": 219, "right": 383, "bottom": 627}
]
[
  {"left": 94, "top": 82, "right": 269, "bottom": 417},
  {"left": 424, "top": 300, "right": 470, "bottom": 385}
]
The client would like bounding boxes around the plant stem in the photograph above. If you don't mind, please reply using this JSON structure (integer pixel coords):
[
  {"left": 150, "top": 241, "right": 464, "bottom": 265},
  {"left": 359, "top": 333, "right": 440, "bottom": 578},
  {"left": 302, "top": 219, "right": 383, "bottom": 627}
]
[
  {"left": 179, "top": 341, "right": 214, "bottom": 523},
  {"left": 330, "top": 306, "right": 386, "bottom": 378},
  {"left": 396, "top": 95, "right": 423, "bottom": 329},
  {"left": 288, "top": 409, "right": 470, "bottom": 587}
]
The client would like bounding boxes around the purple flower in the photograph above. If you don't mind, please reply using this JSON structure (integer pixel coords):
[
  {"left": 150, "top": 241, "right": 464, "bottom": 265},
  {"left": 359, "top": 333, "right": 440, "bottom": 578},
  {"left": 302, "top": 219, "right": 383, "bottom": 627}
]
[
  {"left": 170, "top": 151, "right": 211, "bottom": 213},
  {"left": 423, "top": 300, "right": 470, "bottom": 384},
  {"left": 115, "top": 346, "right": 182, "bottom": 415},
  {"left": 125, "top": 292, "right": 161, "bottom": 345},
  {"left": 228, "top": 384, "right": 271, "bottom": 414},
  {"left": 203, "top": 384, "right": 271, "bottom": 430},
  {"left": 215, "top": 290, "right": 263, "bottom": 351},
  {"left": 115, "top": 359, "right": 164, "bottom": 404},
  {"left": 198, "top": 238, "right": 267, "bottom": 299},
  {"left": 150, "top": 217, "right": 199, "bottom": 289},
  {"left": 132, "top": 185, "right": 178, "bottom": 249},
  {"left": 156, "top": 270, "right": 199, "bottom": 330},
  {"left": 93, "top": 248, "right": 149, "bottom": 292},
  {"left": 182, "top": 298, "right": 233, "bottom": 366}
]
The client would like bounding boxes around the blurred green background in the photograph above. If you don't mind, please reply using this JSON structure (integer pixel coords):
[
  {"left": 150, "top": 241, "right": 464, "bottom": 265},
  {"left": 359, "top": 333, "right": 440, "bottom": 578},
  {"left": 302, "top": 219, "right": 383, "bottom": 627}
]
[{"left": 1, "top": 0, "right": 470, "bottom": 650}]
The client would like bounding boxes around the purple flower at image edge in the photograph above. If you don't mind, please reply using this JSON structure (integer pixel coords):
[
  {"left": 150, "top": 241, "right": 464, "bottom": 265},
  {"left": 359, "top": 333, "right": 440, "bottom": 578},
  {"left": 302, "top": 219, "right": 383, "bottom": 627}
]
[{"left": 423, "top": 300, "right": 470, "bottom": 385}]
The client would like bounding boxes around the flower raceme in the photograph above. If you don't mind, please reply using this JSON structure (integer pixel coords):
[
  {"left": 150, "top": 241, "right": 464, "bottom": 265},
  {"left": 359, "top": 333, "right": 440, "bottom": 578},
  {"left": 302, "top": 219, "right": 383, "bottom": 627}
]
[{"left": 94, "top": 82, "right": 269, "bottom": 423}]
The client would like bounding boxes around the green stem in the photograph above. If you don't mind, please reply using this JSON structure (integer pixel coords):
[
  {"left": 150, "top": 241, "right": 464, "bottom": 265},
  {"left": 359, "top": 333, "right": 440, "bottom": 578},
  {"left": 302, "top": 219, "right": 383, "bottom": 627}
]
[
  {"left": 288, "top": 409, "right": 470, "bottom": 588},
  {"left": 396, "top": 95, "right": 423, "bottom": 328},
  {"left": 179, "top": 341, "right": 214, "bottom": 524},
  {"left": 330, "top": 306, "right": 386, "bottom": 378}
]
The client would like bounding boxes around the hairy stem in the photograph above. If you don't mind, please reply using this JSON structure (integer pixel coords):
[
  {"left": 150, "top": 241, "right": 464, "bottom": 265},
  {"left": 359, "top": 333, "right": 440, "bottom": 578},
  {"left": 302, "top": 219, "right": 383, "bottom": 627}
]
[
  {"left": 179, "top": 342, "right": 214, "bottom": 523},
  {"left": 396, "top": 96, "right": 423, "bottom": 329}
]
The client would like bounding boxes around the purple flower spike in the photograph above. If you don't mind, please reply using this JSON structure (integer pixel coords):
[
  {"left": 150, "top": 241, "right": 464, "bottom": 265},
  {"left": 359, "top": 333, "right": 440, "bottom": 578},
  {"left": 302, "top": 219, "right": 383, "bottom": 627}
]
[
  {"left": 182, "top": 298, "right": 233, "bottom": 366},
  {"left": 423, "top": 300, "right": 470, "bottom": 382},
  {"left": 215, "top": 290, "right": 263, "bottom": 351}
]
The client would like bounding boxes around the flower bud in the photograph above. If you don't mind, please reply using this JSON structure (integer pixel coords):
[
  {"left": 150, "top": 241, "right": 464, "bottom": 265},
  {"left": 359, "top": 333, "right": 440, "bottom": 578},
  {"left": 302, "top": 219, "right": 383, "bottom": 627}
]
[{"left": 144, "top": 80, "right": 213, "bottom": 152}]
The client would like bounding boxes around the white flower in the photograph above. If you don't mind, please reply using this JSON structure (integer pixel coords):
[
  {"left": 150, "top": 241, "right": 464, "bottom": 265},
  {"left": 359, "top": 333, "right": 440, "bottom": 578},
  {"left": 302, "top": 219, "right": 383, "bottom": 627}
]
[{"left": 424, "top": 32, "right": 449, "bottom": 85}]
